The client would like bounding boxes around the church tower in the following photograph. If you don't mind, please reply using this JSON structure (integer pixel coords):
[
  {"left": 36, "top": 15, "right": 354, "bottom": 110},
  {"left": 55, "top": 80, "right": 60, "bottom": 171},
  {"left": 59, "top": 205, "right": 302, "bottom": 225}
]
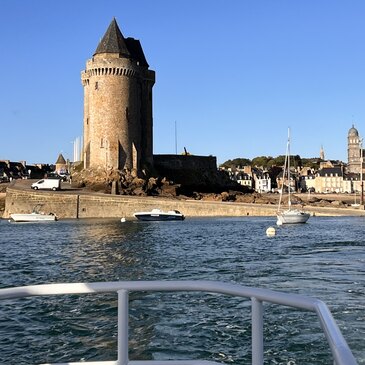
[
  {"left": 347, "top": 125, "right": 361, "bottom": 173},
  {"left": 319, "top": 145, "right": 325, "bottom": 160},
  {"left": 81, "top": 19, "right": 155, "bottom": 171}
]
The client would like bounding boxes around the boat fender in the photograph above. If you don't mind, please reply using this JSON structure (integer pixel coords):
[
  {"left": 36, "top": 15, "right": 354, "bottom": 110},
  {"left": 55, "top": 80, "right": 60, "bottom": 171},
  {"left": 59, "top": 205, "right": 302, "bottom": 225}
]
[{"left": 266, "top": 226, "right": 276, "bottom": 237}]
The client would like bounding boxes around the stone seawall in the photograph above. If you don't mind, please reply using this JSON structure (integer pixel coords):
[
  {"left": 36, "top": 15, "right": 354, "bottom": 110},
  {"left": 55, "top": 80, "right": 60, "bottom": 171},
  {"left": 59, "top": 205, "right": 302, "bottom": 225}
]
[
  {"left": 4, "top": 186, "right": 278, "bottom": 219},
  {"left": 4, "top": 183, "right": 365, "bottom": 219}
]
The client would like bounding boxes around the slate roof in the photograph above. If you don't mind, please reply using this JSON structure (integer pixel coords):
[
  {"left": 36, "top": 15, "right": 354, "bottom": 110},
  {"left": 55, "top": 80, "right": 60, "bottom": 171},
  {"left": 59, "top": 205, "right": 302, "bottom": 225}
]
[
  {"left": 94, "top": 18, "right": 131, "bottom": 57},
  {"left": 125, "top": 37, "right": 149, "bottom": 67},
  {"left": 94, "top": 18, "right": 149, "bottom": 67},
  {"left": 317, "top": 167, "right": 343, "bottom": 177},
  {"left": 55, "top": 154, "right": 66, "bottom": 165},
  {"left": 344, "top": 172, "right": 360, "bottom": 180}
]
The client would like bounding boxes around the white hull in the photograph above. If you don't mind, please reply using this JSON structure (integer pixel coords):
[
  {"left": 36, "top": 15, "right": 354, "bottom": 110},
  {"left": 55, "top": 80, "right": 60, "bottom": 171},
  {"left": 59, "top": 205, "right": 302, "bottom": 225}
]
[
  {"left": 277, "top": 209, "right": 310, "bottom": 225},
  {"left": 10, "top": 213, "right": 57, "bottom": 222},
  {"left": 134, "top": 209, "right": 185, "bottom": 221}
]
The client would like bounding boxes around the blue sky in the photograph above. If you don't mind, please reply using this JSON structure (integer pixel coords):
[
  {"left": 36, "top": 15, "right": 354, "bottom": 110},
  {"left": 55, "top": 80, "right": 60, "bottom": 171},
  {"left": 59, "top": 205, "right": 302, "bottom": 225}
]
[{"left": 1, "top": 0, "right": 365, "bottom": 165}]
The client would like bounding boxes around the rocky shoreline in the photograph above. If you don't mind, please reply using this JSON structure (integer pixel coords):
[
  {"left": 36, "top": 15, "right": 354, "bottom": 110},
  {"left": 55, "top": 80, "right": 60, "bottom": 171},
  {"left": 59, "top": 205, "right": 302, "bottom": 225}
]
[{"left": 69, "top": 168, "right": 364, "bottom": 210}]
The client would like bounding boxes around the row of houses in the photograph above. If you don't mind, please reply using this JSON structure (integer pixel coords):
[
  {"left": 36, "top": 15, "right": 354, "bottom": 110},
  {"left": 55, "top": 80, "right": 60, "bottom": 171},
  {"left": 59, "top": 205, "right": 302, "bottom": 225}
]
[
  {"left": 0, "top": 154, "right": 69, "bottom": 182},
  {"left": 222, "top": 166, "right": 272, "bottom": 193},
  {"left": 299, "top": 164, "right": 362, "bottom": 194},
  {"left": 223, "top": 160, "right": 364, "bottom": 194}
]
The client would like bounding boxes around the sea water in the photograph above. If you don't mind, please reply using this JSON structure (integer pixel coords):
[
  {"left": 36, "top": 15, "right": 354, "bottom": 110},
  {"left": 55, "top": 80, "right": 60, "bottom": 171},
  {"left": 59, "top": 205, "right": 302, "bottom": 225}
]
[{"left": 0, "top": 217, "right": 364, "bottom": 364}]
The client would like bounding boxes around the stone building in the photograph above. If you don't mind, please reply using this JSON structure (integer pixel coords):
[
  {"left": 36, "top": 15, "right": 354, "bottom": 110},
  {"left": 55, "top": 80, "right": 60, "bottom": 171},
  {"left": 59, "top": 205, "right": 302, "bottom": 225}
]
[
  {"left": 347, "top": 125, "right": 363, "bottom": 174},
  {"left": 55, "top": 153, "right": 67, "bottom": 174},
  {"left": 315, "top": 167, "right": 344, "bottom": 193},
  {"left": 81, "top": 18, "right": 155, "bottom": 172}
]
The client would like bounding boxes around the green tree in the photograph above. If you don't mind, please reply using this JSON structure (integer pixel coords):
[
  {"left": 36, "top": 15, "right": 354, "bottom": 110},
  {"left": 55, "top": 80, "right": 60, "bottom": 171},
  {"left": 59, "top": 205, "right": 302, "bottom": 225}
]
[
  {"left": 251, "top": 156, "right": 270, "bottom": 168},
  {"left": 273, "top": 155, "right": 286, "bottom": 166},
  {"left": 220, "top": 158, "right": 251, "bottom": 168}
]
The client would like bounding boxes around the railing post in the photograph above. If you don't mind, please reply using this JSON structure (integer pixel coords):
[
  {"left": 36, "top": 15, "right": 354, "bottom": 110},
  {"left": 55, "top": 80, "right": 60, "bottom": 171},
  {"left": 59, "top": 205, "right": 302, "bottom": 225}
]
[
  {"left": 117, "top": 289, "right": 129, "bottom": 365},
  {"left": 251, "top": 297, "right": 264, "bottom": 365}
]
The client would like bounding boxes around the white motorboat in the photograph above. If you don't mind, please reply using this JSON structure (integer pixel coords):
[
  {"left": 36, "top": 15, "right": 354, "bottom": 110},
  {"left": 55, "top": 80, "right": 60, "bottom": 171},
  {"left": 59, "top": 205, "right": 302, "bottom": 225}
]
[
  {"left": 9, "top": 205, "right": 58, "bottom": 222},
  {"left": 134, "top": 208, "right": 185, "bottom": 221},
  {"left": 276, "top": 129, "right": 310, "bottom": 225},
  {"left": 10, "top": 212, "right": 58, "bottom": 222}
]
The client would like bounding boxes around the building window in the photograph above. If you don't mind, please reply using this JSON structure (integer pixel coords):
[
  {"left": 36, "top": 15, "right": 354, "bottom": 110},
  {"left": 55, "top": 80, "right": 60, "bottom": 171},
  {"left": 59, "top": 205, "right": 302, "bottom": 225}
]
[{"left": 95, "top": 82, "right": 98, "bottom": 90}]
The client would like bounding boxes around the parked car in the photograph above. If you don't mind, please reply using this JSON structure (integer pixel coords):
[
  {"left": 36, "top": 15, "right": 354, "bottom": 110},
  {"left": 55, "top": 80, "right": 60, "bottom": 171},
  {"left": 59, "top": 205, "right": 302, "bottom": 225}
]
[
  {"left": 47, "top": 172, "right": 69, "bottom": 181},
  {"left": 58, "top": 173, "right": 70, "bottom": 181}
]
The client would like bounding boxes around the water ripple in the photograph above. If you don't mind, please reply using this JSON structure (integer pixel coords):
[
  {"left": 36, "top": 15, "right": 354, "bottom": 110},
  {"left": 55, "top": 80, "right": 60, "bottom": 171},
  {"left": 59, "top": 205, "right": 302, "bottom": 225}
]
[{"left": 0, "top": 217, "right": 364, "bottom": 364}]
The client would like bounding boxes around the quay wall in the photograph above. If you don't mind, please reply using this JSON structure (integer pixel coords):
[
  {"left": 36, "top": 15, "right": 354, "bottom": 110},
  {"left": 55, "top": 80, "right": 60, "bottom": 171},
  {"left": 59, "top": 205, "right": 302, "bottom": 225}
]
[
  {"left": 4, "top": 186, "right": 277, "bottom": 219},
  {"left": 4, "top": 185, "right": 365, "bottom": 219}
]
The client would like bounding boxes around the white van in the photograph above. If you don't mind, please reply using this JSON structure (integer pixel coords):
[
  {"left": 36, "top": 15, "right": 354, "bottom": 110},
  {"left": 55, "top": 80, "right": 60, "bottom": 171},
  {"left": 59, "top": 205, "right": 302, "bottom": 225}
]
[{"left": 31, "top": 179, "right": 61, "bottom": 191}]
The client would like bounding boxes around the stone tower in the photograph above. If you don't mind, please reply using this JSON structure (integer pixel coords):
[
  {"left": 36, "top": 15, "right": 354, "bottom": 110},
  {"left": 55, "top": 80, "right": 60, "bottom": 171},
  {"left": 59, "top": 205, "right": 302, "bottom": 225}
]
[
  {"left": 81, "top": 18, "right": 155, "bottom": 172},
  {"left": 347, "top": 125, "right": 361, "bottom": 173},
  {"left": 319, "top": 145, "right": 325, "bottom": 160},
  {"left": 55, "top": 153, "right": 67, "bottom": 174}
]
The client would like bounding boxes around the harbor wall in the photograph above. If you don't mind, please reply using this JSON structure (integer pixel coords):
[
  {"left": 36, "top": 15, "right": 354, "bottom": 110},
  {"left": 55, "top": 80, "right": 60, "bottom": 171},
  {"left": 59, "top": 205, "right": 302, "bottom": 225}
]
[
  {"left": 3, "top": 186, "right": 277, "bottom": 219},
  {"left": 4, "top": 185, "right": 365, "bottom": 219}
]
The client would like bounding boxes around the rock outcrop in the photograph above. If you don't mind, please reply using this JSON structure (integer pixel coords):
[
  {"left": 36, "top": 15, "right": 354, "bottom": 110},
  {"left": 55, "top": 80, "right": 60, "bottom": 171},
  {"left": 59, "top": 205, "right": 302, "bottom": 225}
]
[
  {"left": 70, "top": 165, "right": 251, "bottom": 199},
  {"left": 71, "top": 167, "right": 182, "bottom": 198}
]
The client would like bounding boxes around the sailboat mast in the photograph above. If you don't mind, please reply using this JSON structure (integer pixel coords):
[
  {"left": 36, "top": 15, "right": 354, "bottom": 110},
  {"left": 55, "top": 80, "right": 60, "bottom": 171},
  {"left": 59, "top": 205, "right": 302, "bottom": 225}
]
[
  {"left": 288, "top": 128, "right": 291, "bottom": 209},
  {"left": 278, "top": 129, "right": 290, "bottom": 212}
]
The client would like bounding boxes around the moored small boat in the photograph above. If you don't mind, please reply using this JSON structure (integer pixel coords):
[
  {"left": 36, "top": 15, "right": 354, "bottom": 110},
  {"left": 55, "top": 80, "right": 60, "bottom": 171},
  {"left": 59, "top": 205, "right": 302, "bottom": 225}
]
[
  {"left": 10, "top": 212, "right": 57, "bottom": 222},
  {"left": 134, "top": 208, "right": 185, "bottom": 221},
  {"left": 276, "top": 208, "right": 310, "bottom": 225},
  {"left": 277, "top": 129, "right": 310, "bottom": 225},
  {"left": 9, "top": 204, "right": 58, "bottom": 222}
]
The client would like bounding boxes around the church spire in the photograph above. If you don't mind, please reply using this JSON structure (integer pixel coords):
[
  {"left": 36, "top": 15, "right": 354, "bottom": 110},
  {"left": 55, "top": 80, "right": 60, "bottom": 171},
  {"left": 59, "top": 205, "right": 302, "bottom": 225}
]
[
  {"left": 94, "top": 18, "right": 130, "bottom": 57},
  {"left": 320, "top": 145, "right": 325, "bottom": 160}
]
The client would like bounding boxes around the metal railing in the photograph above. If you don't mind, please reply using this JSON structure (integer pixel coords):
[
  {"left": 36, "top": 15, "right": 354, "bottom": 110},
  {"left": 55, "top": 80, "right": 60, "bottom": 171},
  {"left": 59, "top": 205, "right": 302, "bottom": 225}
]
[{"left": 0, "top": 280, "right": 358, "bottom": 365}]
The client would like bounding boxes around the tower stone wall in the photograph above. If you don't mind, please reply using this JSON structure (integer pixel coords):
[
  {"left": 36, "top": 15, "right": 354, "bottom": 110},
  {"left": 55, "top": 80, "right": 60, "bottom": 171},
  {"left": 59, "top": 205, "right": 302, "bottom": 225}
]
[{"left": 81, "top": 19, "right": 155, "bottom": 172}]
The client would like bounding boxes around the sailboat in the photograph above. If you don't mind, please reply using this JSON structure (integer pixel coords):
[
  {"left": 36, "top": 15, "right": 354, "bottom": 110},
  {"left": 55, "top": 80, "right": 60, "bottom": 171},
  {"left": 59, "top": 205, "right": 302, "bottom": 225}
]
[{"left": 276, "top": 129, "right": 310, "bottom": 225}]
